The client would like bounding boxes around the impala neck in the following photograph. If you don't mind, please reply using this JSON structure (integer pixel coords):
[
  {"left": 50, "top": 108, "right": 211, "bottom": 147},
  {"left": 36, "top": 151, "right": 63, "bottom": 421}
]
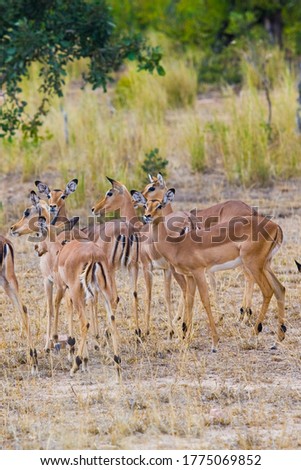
[
  {"left": 162, "top": 203, "right": 173, "bottom": 216},
  {"left": 119, "top": 188, "right": 140, "bottom": 226}
]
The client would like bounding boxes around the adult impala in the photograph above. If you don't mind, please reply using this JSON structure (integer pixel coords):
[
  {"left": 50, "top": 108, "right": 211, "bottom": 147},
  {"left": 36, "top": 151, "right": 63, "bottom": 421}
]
[
  {"left": 10, "top": 179, "right": 79, "bottom": 352},
  {"left": 92, "top": 177, "right": 187, "bottom": 337},
  {"left": 91, "top": 178, "right": 141, "bottom": 336},
  {"left": 34, "top": 216, "right": 121, "bottom": 377},
  {"left": 136, "top": 173, "right": 262, "bottom": 323},
  {"left": 143, "top": 189, "right": 286, "bottom": 351}
]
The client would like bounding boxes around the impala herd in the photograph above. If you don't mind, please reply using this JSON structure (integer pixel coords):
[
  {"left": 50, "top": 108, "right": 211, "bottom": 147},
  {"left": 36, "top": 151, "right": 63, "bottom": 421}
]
[{"left": 0, "top": 173, "right": 287, "bottom": 378}]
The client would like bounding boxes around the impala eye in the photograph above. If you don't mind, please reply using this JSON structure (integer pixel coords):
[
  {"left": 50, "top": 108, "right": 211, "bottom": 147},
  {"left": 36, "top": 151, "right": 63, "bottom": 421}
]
[
  {"left": 106, "top": 191, "right": 113, "bottom": 197},
  {"left": 47, "top": 194, "right": 51, "bottom": 199},
  {"left": 24, "top": 208, "right": 30, "bottom": 217},
  {"left": 148, "top": 187, "right": 155, "bottom": 192}
]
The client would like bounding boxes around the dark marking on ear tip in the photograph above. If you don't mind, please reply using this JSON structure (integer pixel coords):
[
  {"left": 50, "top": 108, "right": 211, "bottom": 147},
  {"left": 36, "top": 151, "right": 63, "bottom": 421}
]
[
  {"left": 280, "top": 324, "right": 287, "bottom": 333},
  {"left": 257, "top": 322, "right": 263, "bottom": 333}
]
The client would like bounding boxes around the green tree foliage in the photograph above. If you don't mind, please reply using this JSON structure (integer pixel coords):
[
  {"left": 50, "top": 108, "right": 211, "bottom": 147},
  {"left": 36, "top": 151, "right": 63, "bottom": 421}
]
[
  {"left": 109, "top": 0, "right": 301, "bottom": 84},
  {"left": 0, "top": 0, "right": 164, "bottom": 139}
]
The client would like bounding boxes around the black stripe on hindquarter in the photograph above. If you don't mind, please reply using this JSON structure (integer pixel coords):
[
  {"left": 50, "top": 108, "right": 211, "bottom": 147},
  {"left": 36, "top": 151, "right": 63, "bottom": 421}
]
[
  {"left": 134, "top": 234, "right": 139, "bottom": 263},
  {"left": 3, "top": 242, "right": 15, "bottom": 264},
  {"left": 120, "top": 235, "right": 126, "bottom": 264},
  {"left": 97, "top": 262, "right": 107, "bottom": 289},
  {"left": 112, "top": 234, "right": 122, "bottom": 265},
  {"left": 124, "top": 235, "right": 131, "bottom": 267},
  {"left": 0, "top": 240, "right": 3, "bottom": 267}
]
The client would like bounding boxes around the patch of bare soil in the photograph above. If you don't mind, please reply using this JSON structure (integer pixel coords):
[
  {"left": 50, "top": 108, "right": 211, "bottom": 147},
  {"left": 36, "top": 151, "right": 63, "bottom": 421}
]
[{"left": 0, "top": 169, "right": 301, "bottom": 450}]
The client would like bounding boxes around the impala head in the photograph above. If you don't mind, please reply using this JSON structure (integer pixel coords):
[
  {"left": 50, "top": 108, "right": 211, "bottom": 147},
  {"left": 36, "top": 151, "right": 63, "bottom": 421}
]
[
  {"left": 142, "top": 172, "right": 167, "bottom": 201},
  {"left": 35, "top": 178, "right": 78, "bottom": 217},
  {"left": 92, "top": 177, "right": 126, "bottom": 215},
  {"left": 143, "top": 188, "right": 175, "bottom": 223},
  {"left": 10, "top": 191, "right": 50, "bottom": 237}
]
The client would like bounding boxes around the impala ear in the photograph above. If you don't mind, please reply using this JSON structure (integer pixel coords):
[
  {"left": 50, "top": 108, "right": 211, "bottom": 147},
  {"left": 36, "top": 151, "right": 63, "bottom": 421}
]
[
  {"left": 62, "top": 178, "right": 78, "bottom": 199},
  {"left": 295, "top": 260, "right": 301, "bottom": 272},
  {"left": 130, "top": 190, "right": 147, "bottom": 207},
  {"left": 162, "top": 188, "right": 175, "bottom": 207},
  {"left": 35, "top": 180, "right": 51, "bottom": 197},
  {"left": 30, "top": 190, "right": 41, "bottom": 208},
  {"left": 157, "top": 172, "right": 165, "bottom": 188},
  {"left": 38, "top": 216, "right": 47, "bottom": 231},
  {"left": 106, "top": 176, "right": 123, "bottom": 193},
  {"left": 148, "top": 174, "right": 154, "bottom": 183}
]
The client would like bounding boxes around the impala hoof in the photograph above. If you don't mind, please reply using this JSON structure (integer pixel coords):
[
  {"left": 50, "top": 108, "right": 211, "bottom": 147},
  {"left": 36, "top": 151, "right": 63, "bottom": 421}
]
[
  {"left": 114, "top": 355, "right": 121, "bottom": 365},
  {"left": 135, "top": 328, "right": 142, "bottom": 338}
]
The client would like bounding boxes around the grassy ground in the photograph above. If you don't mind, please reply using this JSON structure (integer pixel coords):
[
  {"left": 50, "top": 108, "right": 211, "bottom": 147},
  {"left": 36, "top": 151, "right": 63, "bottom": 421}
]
[{"left": 0, "top": 169, "right": 301, "bottom": 450}]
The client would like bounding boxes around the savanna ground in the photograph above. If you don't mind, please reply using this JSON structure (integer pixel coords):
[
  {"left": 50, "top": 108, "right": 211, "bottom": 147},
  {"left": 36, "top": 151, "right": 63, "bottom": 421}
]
[{"left": 1, "top": 165, "right": 301, "bottom": 451}]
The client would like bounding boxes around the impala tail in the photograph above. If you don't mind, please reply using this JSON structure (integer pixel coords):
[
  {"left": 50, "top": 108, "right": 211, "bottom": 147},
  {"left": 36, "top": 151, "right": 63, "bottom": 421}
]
[
  {"left": 268, "top": 224, "right": 283, "bottom": 261},
  {"left": 79, "top": 261, "right": 95, "bottom": 301}
]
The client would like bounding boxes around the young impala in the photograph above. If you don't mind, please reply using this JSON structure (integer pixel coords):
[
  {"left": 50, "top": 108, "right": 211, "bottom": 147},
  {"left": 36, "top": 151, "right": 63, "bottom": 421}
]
[
  {"left": 143, "top": 189, "right": 286, "bottom": 351},
  {"left": 0, "top": 235, "right": 38, "bottom": 374}
]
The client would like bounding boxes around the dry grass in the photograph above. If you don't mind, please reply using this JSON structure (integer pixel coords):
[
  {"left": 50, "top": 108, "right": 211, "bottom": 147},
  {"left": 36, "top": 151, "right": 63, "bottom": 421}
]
[{"left": 1, "top": 170, "right": 301, "bottom": 450}]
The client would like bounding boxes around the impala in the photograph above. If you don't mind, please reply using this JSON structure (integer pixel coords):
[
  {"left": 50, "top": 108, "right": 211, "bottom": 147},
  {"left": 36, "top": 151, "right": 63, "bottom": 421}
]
[
  {"left": 91, "top": 178, "right": 141, "bottom": 336},
  {"left": 136, "top": 173, "right": 264, "bottom": 323},
  {"left": 143, "top": 189, "right": 286, "bottom": 351},
  {"left": 10, "top": 180, "right": 82, "bottom": 353},
  {"left": 27, "top": 215, "right": 120, "bottom": 377},
  {"left": 92, "top": 177, "right": 187, "bottom": 337},
  {"left": 0, "top": 235, "right": 38, "bottom": 374}
]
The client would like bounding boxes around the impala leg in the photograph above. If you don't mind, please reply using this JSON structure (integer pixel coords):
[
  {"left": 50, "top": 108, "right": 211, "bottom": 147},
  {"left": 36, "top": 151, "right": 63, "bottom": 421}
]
[
  {"left": 103, "top": 293, "right": 121, "bottom": 379},
  {"left": 89, "top": 292, "right": 99, "bottom": 339},
  {"left": 3, "top": 279, "right": 38, "bottom": 374},
  {"left": 265, "top": 266, "right": 286, "bottom": 344},
  {"left": 192, "top": 269, "right": 219, "bottom": 352},
  {"left": 207, "top": 271, "right": 223, "bottom": 322},
  {"left": 142, "top": 264, "right": 153, "bottom": 335},
  {"left": 244, "top": 264, "right": 274, "bottom": 339},
  {"left": 70, "top": 295, "right": 90, "bottom": 377},
  {"left": 171, "top": 268, "right": 187, "bottom": 323},
  {"left": 240, "top": 269, "right": 255, "bottom": 324},
  {"left": 163, "top": 268, "right": 174, "bottom": 339},
  {"left": 64, "top": 291, "right": 76, "bottom": 362},
  {"left": 129, "top": 263, "right": 140, "bottom": 337},
  {"left": 53, "top": 285, "right": 66, "bottom": 354},
  {"left": 182, "top": 275, "right": 196, "bottom": 339},
  {"left": 44, "top": 278, "right": 54, "bottom": 353}
]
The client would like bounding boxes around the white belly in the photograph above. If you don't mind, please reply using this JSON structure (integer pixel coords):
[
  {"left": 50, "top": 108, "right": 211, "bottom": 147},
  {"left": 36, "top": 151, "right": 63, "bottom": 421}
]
[{"left": 208, "top": 256, "right": 242, "bottom": 273}]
